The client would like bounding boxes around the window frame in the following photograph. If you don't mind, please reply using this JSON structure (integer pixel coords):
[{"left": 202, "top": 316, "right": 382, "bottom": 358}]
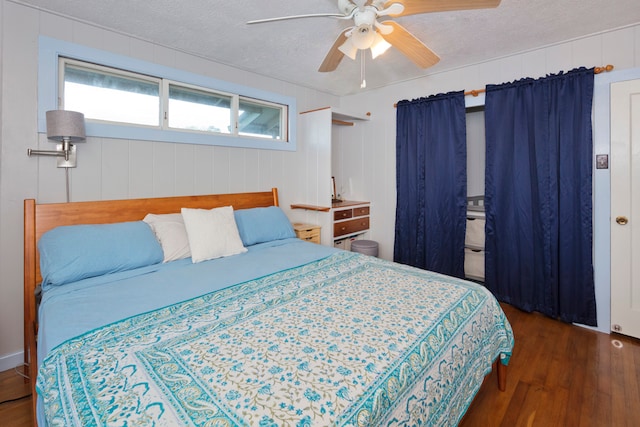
[{"left": 38, "top": 36, "right": 296, "bottom": 151}]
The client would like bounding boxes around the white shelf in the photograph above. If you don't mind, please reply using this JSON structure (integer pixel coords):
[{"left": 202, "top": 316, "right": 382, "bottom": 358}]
[{"left": 332, "top": 109, "right": 371, "bottom": 124}]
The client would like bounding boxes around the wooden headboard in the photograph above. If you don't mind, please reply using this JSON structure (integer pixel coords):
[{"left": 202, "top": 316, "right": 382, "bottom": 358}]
[{"left": 23, "top": 188, "right": 279, "bottom": 424}]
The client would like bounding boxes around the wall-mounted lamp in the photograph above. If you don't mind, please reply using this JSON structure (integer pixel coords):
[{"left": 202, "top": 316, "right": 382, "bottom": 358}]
[{"left": 28, "top": 110, "right": 86, "bottom": 168}]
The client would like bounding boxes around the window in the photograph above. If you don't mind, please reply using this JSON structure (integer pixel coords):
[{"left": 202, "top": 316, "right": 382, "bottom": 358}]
[
  {"left": 167, "top": 84, "right": 232, "bottom": 134},
  {"left": 238, "top": 98, "right": 284, "bottom": 140},
  {"left": 63, "top": 60, "right": 161, "bottom": 127},
  {"left": 61, "top": 58, "right": 288, "bottom": 142},
  {"left": 39, "top": 36, "right": 296, "bottom": 151}
]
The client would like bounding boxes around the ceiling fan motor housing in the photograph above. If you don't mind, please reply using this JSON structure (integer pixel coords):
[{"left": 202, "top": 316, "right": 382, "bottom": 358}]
[
  {"left": 343, "top": 1, "right": 384, "bottom": 49},
  {"left": 339, "top": 0, "right": 387, "bottom": 15}
]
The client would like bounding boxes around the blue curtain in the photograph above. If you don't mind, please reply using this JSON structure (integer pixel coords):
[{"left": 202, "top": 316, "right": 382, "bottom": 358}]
[
  {"left": 394, "top": 91, "right": 467, "bottom": 277},
  {"left": 484, "top": 67, "right": 597, "bottom": 326}
]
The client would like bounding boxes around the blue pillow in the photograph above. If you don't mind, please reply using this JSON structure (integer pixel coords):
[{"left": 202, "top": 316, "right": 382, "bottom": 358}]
[
  {"left": 39, "top": 221, "right": 164, "bottom": 289},
  {"left": 234, "top": 206, "right": 296, "bottom": 246}
]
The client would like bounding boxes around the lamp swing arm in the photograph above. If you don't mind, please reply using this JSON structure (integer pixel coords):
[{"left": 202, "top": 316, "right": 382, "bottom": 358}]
[{"left": 27, "top": 139, "right": 74, "bottom": 161}]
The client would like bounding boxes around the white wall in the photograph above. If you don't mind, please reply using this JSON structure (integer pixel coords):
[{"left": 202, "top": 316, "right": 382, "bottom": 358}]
[
  {"left": 0, "top": 0, "right": 338, "bottom": 370},
  {"left": 466, "top": 109, "right": 486, "bottom": 197},
  {"left": 337, "top": 24, "right": 640, "bottom": 333}
]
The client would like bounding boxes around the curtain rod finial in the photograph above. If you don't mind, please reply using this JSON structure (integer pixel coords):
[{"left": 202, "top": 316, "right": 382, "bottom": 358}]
[{"left": 595, "top": 64, "right": 614, "bottom": 74}]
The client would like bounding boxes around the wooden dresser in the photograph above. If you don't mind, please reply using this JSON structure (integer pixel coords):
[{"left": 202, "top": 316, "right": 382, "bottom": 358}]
[
  {"left": 332, "top": 200, "right": 370, "bottom": 243},
  {"left": 289, "top": 199, "right": 370, "bottom": 249}
]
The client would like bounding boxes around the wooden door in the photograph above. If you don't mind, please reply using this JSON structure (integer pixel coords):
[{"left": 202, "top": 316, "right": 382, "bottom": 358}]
[{"left": 610, "top": 78, "right": 640, "bottom": 339}]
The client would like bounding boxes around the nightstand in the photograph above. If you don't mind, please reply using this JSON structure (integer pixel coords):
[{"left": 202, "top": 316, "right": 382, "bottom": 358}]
[{"left": 293, "top": 223, "right": 321, "bottom": 244}]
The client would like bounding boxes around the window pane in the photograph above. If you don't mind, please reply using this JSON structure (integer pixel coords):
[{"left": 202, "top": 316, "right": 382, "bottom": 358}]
[
  {"left": 64, "top": 64, "right": 160, "bottom": 126},
  {"left": 238, "top": 98, "right": 283, "bottom": 140},
  {"left": 168, "top": 85, "right": 232, "bottom": 134}
]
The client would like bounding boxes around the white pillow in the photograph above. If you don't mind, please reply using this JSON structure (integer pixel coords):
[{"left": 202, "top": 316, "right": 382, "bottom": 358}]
[
  {"left": 181, "top": 206, "right": 247, "bottom": 263},
  {"left": 143, "top": 213, "right": 191, "bottom": 262}
]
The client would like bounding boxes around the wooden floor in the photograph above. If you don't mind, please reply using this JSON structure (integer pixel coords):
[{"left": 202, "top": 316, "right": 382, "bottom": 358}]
[
  {"left": 1, "top": 303, "right": 639, "bottom": 426},
  {"left": 460, "top": 304, "right": 640, "bottom": 427},
  {"left": 0, "top": 365, "right": 31, "bottom": 427}
]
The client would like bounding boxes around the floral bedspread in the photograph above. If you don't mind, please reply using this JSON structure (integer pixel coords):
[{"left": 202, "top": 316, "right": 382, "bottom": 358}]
[{"left": 38, "top": 251, "right": 513, "bottom": 426}]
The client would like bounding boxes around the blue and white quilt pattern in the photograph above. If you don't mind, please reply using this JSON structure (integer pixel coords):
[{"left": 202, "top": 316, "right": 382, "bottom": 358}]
[{"left": 37, "top": 251, "right": 513, "bottom": 426}]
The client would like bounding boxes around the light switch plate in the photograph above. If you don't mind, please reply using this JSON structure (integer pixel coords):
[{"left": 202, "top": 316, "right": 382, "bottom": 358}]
[{"left": 596, "top": 154, "right": 608, "bottom": 169}]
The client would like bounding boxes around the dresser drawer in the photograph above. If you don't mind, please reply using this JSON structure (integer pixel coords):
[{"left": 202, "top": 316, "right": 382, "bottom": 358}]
[
  {"left": 333, "top": 209, "right": 353, "bottom": 221},
  {"left": 333, "top": 217, "right": 370, "bottom": 237},
  {"left": 353, "top": 206, "right": 370, "bottom": 217},
  {"left": 297, "top": 229, "right": 320, "bottom": 243},
  {"left": 293, "top": 223, "right": 321, "bottom": 244}
]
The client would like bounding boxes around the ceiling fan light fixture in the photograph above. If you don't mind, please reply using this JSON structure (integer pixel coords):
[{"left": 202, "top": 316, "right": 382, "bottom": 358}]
[
  {"left": 351, "top": 24, "right": 375, "bottom": 49},
  {"left": 370, "top": 32, "right": 391, "bottom": 59}
]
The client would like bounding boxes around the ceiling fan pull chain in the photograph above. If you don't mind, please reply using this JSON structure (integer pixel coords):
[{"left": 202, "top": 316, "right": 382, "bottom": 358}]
[{"left": 360, "top": 51, "right": 367, "bottom": 88}]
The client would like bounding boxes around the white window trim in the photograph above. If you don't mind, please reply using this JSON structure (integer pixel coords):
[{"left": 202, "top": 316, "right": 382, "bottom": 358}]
[{"left": 38, "top": 36, "right": 296, "bottom": 151}]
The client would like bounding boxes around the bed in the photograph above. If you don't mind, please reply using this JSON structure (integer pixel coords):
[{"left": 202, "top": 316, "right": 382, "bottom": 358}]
[{"left": 24, "top": 188, "right": 513, "bottom": 426}]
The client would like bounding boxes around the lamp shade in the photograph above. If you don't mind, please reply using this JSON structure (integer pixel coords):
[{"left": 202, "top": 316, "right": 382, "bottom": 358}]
[
  {"left": 46, "top": 110, "right": 86, "bottom": 142},
  {"left": 370, "top": 32, "right": 391, "bottom": 59},
  {"left": 338, "top": 37, "right": 358, "bottom": 60}
]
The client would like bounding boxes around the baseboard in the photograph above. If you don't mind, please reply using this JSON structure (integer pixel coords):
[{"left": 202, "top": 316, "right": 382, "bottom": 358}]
[{"left": 0, "top": 350, "right": 25, "bottom": 373}]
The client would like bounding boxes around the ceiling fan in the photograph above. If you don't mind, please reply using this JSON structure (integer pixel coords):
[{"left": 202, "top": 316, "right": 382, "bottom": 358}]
[{"left": 248, "top": 0, "right": 502, "bottom": 72}]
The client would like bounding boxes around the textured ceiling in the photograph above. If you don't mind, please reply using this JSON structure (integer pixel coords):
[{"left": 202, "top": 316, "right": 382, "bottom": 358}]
[{"left": 13, "top": 0, "right": 640, "bottom": 96}]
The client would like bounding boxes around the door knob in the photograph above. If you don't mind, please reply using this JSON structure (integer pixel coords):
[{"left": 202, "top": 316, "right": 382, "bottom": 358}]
[{"left": 616, "top": 216, "right": 628, "bottom": 225}]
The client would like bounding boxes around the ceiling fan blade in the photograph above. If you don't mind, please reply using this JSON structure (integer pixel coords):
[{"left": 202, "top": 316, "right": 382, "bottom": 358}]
[
  {"left": 379, "top": 21, "right": 440, "bottom": 68},
  {"left": 377, "top": 3, "right": 405, "bottom": 17},
  {"left": 318, "top": 29, "right": 351, "bottom": 72},
  {"left": 247, "top": 12, "right": 348, "bottom": 25},
  {"left": 384, "top": 0, "right": 501, "bottom": 17}
]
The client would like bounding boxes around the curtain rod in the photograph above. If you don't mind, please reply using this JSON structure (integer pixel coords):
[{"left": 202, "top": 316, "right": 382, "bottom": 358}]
[{"left": 394, "top": 64, "right": 614, "bottom": 106}]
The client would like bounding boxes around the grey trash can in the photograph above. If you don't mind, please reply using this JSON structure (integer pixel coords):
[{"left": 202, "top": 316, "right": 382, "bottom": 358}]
[{"left": 351, "top": 240, "right": 378, "bottom": 257}]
